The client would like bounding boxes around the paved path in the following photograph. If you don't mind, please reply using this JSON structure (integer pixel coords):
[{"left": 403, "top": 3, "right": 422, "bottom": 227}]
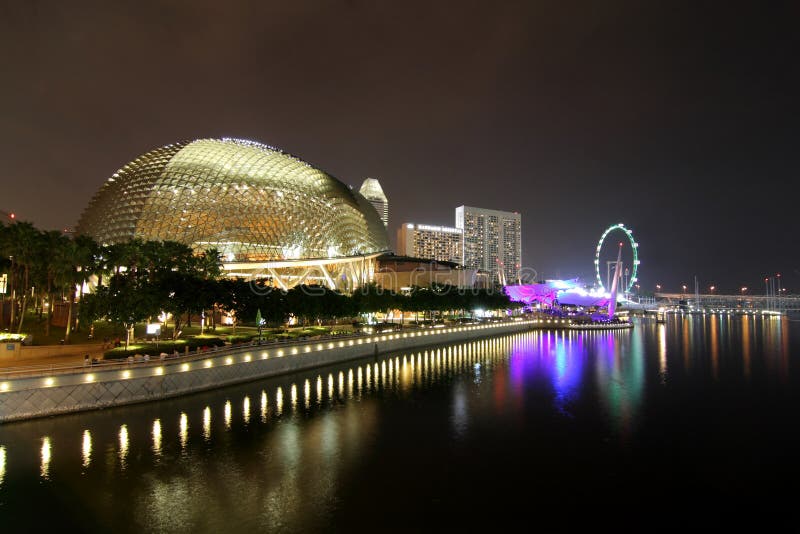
[{"left": 0, "top": 344, "right": 106, "bottom": 370}]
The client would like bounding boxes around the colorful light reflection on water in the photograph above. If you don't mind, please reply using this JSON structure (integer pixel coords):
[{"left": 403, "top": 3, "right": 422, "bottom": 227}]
[{"left": 0, "top": 315, "right": 798, "bottom": 531}]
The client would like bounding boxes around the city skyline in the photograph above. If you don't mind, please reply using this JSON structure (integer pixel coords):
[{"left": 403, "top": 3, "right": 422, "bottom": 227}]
[{"left": 0, "top": 1, "right": 797, "bottom": 292}]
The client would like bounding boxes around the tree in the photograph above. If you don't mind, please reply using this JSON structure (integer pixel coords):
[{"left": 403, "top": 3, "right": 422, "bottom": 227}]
[
  {"left": 40, "top": 230, "right": 69, "bottom": 337},
  {"left": 56, "top": 234, "right": 100, "bottom": 342},
  {"left": 2, "top": 222, "right": 43, "bottom": 333},
  {"left": 351, "top": 282, "right": 396, "bottom": 321}
]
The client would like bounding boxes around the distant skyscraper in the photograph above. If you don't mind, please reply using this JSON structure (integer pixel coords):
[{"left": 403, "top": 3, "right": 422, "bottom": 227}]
[
  {"left": 397, "top": 223, "right": 463, "bottom": 264},
  {"left": 455, "top": 206, "right": 521, "bottom": 285},
  {"left": 359, "top": 178, "right": 388, "bottom": 227}
]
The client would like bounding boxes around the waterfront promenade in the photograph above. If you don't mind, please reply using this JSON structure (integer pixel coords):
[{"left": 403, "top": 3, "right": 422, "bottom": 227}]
[
  {"left": 0, "top": 319, "right": 558, "bottom": 422},
  {"left": 0, "top": 343, "right": 107, "bottom": 371}
]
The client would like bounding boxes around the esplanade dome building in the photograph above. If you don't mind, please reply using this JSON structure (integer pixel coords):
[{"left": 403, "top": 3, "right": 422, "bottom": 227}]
[{"left": 76, "top": 138, "right": 389, "bottom": 290}]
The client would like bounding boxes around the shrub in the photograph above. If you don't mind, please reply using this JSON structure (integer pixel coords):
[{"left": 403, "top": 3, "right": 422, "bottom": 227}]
[
  {"left": 102, "top": 336, "right": 225, "bottom": 359},
  {"left": 226, "top": 334, "right": 256, "bottom": 344}
]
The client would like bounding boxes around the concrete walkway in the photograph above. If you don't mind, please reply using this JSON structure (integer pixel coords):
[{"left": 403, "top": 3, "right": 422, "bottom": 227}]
[{"left": 0, "top": 343, "right": 106, "bottom": 369}]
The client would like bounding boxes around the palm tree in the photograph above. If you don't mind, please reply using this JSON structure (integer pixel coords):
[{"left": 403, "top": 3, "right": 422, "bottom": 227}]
[
  {"left": 41, "top": 230, "right": 69, "bottom": 338},
  {"left": 196, "top": 248, "right": 222, "bottom": 331},
  {"left": 4, "top": 222, "right": 43, "bottom": 333},
  {"left": 56, "top": 234, "right": 99, "bottom": 343}
]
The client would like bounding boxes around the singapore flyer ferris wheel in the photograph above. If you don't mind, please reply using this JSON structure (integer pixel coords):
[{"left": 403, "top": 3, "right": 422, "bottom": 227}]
[{"left": 594, "top": 223, "right": 640, "bottom": 294}]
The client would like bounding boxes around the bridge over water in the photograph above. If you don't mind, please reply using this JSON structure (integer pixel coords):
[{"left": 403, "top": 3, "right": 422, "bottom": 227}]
[{"left": 652, "top": 293, "right": 800, "bottom": 313}]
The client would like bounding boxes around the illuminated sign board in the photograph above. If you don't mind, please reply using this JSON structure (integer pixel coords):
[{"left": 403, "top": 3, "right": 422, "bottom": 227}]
[
  {"left": 413, "top": 224, "right": 462, "bottom": 234},
  {"left": 146, "top": 323, "right": 162, "bottom": 336}
]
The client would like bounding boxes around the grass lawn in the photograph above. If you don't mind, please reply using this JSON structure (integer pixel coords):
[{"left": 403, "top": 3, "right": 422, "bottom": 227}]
[{"left": 3, "top": 311, "right": 122, "bottom": 346}]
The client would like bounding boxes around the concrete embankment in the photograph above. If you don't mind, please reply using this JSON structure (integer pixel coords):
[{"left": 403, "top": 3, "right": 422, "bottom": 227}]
[{"left": 0, "top": 320, "right": 536, "bottom": 423}]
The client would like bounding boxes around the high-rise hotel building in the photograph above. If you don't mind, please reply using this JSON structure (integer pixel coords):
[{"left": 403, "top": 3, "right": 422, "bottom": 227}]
[
  {"left": 359, "top": 178, "right": 389, "bottom": 227},
  {"left": 397, "top": 223, "right": 463, "bottom": 264},
  {"left": 455, "top": 206, "right": 521, "bottom": 285}
]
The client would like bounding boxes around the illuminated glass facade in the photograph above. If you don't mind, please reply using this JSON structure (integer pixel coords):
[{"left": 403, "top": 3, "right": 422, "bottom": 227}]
[{"left": 76, "top": 138, "right": 389, "bottom": 263}]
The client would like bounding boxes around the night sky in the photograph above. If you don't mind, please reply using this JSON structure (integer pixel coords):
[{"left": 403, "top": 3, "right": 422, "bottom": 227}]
[{"left": 1, "top": 1, "right": 797, "bottom": 293}]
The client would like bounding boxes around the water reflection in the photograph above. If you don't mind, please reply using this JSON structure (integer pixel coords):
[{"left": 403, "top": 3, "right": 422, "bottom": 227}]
[
  {"left": 551, "top": 332, "right": 583, "bottom": 416},
  {"left": 780, "top": 319, "right": 790, "bottom": 381},
  {"left": 118, "top": 425, "right": 129, "bottom": 469},
  {"left": 82, "top": 430, "right": 92, "bottom": 468},
  {"left": 276, "top": 386, "right": 284, "bottom": 416},
  {"left": 682, "top": 317, "right": 691, "bottom": 372},
  {"left": 742, "top": 316, "right": 752, "bottom": 379},
  {"left": 710, "top": 315, "right": 720, "bottom": 381},
  {"left": 0, "top": 445, "right": 5, "bottom": 486},
  {"left": 40, "top": 437, "right": 51, "bottom": 479},
  {"left": 1, "top": 317, "right": 795, "bottom": 532},
  {"left": 179, "top": 412, "right": 188, "bottom": 450},
  {"left": 347, "top": 369, "right": 354, "bottom": 399},
  {"left": 451, "top": 383, "right": 468, "bottom": 438},
  {"left": 224, "top": 400, "right": 232, "bottom": 429},
  {"left": 658, "top": 324, "right": 668, "bottom": 383},
  {"left": 203, "top": 407, "right": 211, "bottom": 441},
  {"left": 152, "top": 420, "right": 162, "bottom": 457}
]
